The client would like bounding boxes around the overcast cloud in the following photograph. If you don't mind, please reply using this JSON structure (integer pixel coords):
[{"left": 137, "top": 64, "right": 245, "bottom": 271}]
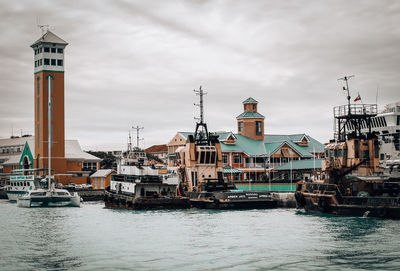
[{"left": 1, "top": 0, "right": 399, "bottom": 150}]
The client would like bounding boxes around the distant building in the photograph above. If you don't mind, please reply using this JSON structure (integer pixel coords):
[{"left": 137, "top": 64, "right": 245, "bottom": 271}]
[
  {"left": 0, "top": 136, "right": 101, "bottom": 185},
  {"left": 168, "top": 97, "right": 325, "bottom": 182},
  {"left": 145, "top": 144, "right": 168, "bottom": 164}
]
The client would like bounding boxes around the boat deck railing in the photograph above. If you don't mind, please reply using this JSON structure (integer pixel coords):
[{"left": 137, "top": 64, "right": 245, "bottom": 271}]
[{"left": 334, "top": 104, "right": 377, "bottom": 119}]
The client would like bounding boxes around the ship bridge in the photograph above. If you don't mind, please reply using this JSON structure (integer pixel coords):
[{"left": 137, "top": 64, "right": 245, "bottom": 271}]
[{"left": 333, "top": 104, "right": 378, "bottom": 142}]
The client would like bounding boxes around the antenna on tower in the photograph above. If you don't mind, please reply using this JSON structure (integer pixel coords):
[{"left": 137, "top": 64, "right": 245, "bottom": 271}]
[
  {"left": 194, "top": 86, "right": 207, "bottom": 124},
  {"left": 37, "top": 20, "right": 49, "bottom": 36},
  {"left": 132, "top": 125, "right": 144, "bottom": 148},
  {"left": 192, "top": 86, "right": 212, "bottom": 145}
]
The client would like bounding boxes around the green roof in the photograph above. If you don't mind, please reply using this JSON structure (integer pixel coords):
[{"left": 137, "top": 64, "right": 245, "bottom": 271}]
[
  {"left": 236, "top": 111, "right": 265, "bottom": 119},
  {"left": 243, "top": 97, "right": 258, "bottom": 104},
  {"left": 174, "top": 131, "right": 324, "bottom": 159},
  {"left": 273, "top": 159, "right": 322, "bottom": 171},
  {"left": 220, "top": 134, "right": 266, "bottom": 156}
]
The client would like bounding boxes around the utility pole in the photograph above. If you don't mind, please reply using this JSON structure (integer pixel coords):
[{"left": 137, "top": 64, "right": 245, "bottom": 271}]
[{"left": 132, "top": 125, "right": 144, "bottom": 148}]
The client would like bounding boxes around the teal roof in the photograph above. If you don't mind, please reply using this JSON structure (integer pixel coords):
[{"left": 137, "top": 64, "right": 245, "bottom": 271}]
[
  {"left": 174, "top": 131, "right": 324, "bottom": 159},
  {"left": 236, "top": 111, "right": 265, "bottom": 119},
  {"left": 273, "top": 159, "right": 323, "bottom": 171},
  {"left": 220, "top": 134, "right": 266, "bottom": 156},
  {"left": 265, "top": 134, "right": 325, "bottom": 153},
  {"left": 243, "top": 97, "right": 258, "bottom": 104}
]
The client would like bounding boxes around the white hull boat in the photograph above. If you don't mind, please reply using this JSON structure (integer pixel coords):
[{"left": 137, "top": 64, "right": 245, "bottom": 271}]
[{"left": 17, "top": 188, "right": 81, "bottom": 208}]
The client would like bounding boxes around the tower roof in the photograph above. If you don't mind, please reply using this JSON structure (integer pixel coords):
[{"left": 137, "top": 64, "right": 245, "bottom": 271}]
[
  {"left": 243, "top": 97, "right": 258, "bottom": 104},
  {"left": 31, "top": 30, "right": 68, "bottom": 48},
  {"left": 236, "top": 111, "right": 265, "bottom": 119}
]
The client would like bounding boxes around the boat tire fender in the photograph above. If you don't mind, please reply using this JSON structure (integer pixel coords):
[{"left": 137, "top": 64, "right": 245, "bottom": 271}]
[{"left": 317, "top": 197, "right": 329, "bottom": 212}]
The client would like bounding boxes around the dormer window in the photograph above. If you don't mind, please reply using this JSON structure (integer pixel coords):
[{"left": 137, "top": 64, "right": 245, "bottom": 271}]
[{"left": 253, "top": 104, "right": 256, "bottom": 110}]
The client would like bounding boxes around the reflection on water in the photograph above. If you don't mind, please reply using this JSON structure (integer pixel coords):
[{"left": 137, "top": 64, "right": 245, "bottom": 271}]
[{"left": 1, "top": 200, "right": 400, "bottom": 271}]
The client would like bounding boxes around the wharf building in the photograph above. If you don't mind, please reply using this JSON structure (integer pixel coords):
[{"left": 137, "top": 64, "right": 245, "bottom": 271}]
[
  {"left": 0, "top": 31, "right": 101, "bottom": 185},
  {"left": 168, "top": 97, "right": 325, "bottom": 183}
]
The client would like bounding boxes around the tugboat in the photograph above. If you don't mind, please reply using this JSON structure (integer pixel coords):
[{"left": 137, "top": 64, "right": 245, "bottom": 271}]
[
  {"left": 176, "top": 86, "right": 277, "bottom": 209},
  {"left": 295, "top": 76, "right": 400, "bottom": 218},
  {"left": 104, "top": 130, "right": 190, "bottom": 210}
]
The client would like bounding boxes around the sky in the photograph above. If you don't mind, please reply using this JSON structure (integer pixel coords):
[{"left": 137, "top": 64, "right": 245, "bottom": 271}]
[{"left": 0, "top": 0, "right": 399, "bottom": 151}]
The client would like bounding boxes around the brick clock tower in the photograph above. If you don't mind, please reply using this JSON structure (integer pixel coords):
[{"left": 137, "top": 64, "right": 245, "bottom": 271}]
[
  {"left": 236, "top": 97, "right": 265, "bottom": 140},
  {"left": 30, "top": 31, "right": 68, "bottom": 176}
]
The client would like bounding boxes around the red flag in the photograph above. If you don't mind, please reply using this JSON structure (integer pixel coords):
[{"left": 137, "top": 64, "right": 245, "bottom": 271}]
[{"left": 354, "top": 94, "right": 361, "bottom": 102}]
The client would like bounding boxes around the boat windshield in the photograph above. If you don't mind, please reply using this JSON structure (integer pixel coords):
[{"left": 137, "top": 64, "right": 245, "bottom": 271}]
[{"left": 30, "top": 192, "right": 46, "bottom": 196}]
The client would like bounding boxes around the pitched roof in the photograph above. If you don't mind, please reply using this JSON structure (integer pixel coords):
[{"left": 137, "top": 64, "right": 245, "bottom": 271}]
[
  {"left": 243, "top": 97, "right": 258, "bottom": 104},
  {"left": 221, "top": 134, "right": 266, "bottom": 156},
  {"left": 65, "top": 140, "right": 101, "bottom": 161},
  {"left": 145, "top": 144, "right": 167, "bottom": 153},
  {"left": 236, "top": 111, "right": 265, "bottom": 119},
  {"left": 31, "top": 31, "right": 68, "bottom": 47},
  {"left": 273, "top": 159, "right": 323, "bottom": 171},
  {"left": 90, "top": 169, "right": 114, "bottom": 178}
]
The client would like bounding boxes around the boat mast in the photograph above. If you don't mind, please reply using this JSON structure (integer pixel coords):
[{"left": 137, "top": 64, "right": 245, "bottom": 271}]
[
  {"left": 338, "top": 75, "right": 354, "bottom": 116},
  {"left": 47, "top": 75, "right": 53, "bottom": 191}
]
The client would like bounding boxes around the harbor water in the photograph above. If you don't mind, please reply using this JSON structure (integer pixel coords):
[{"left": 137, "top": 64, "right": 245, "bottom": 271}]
[{"left": 1, "top": 200, "right": 400, "bottom": 271}]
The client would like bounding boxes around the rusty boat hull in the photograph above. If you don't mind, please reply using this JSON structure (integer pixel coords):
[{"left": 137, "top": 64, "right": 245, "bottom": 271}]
[
  {"left": 295, "top": 182, "right": 400, "bottom": 219},
  {"left": 104, "top": 188, "right": 191, "bottom": 210}
]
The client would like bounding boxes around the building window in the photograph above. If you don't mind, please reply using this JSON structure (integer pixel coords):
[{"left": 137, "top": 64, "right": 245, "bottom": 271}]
[
  {"left": 51, "top": 59, "right": 56, "bottom": 66},
  {"left": 253, "top": 104, "right": 256, "bottom": 110},
  {"left": 238, "top": 121, "right": 243, "bottom": 132},
  {"left": 397, "top": 116, "right": 400, "bottom": 126},
  {"left": 51, "top": 48, "right": 56, "bottom": 53},
  {"left": 44, "top": 58, "right": 50, "bottom": 65},
  {"left": 57, "top": 48, "right": 63, "bottom": 54},
  {"left": 44, "top": 47, "right": 50, "bottom": 53},
  {"left": 39, "top": 59, "right": 42, "bottom": 66},
  {"left": 233, "top": 155, "right": 242, "bottom": 164},
  {"left": 35, "top": 61, "right": 37, "bottom": 67},
  {"left": 256, "top": 121, "right": 262, "bottom": 136},
  {"left": 222, "top": 154, "right": 228, "bottom": 164},
  {"left": 39, "top": 48, "right": 42, "bottom": 53},
  {"left": 57, "top": 59, "right": 63, "bottom": 66}
]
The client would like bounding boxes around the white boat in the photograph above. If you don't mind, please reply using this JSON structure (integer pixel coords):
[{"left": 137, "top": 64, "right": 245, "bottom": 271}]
[
  {"left": 17, "top": 186, "right": 80, "bottom": 208},
  {"left": 5, "top": 169, "right": 49, "bottom": 201}
]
